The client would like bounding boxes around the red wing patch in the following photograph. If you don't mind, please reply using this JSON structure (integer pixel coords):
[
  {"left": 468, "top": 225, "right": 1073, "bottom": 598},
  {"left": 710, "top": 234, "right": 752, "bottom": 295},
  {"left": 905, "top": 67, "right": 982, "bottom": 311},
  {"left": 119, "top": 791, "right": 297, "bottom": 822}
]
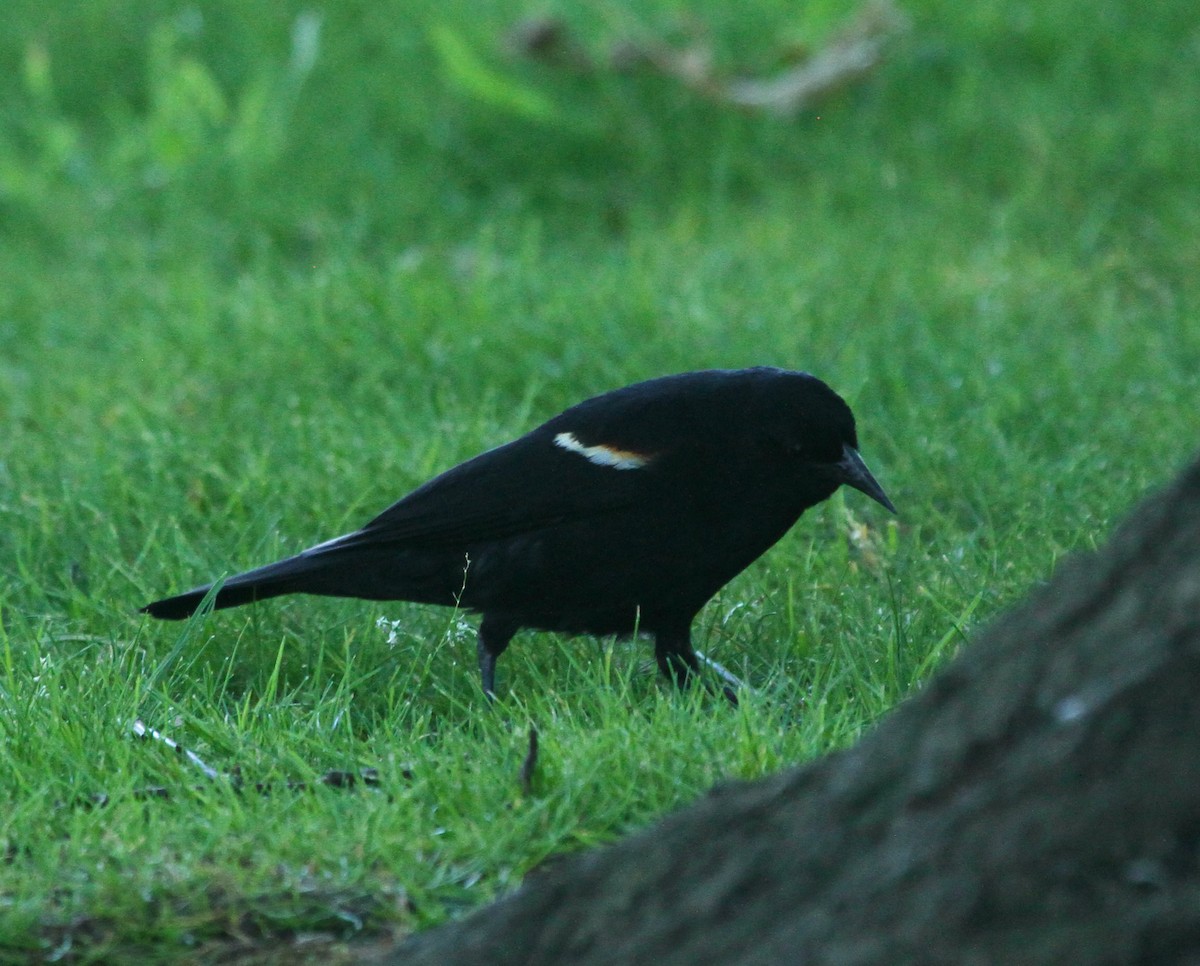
[{"left": 553, "top": 432, "right": 653, "bottom": 470}]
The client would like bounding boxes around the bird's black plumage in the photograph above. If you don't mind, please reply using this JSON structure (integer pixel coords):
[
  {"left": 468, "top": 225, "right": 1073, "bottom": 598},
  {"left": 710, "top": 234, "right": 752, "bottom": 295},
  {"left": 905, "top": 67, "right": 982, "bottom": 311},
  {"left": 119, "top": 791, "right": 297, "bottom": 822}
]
[{"left": 142, "top": 367, "right": 895, "bottom": 696}]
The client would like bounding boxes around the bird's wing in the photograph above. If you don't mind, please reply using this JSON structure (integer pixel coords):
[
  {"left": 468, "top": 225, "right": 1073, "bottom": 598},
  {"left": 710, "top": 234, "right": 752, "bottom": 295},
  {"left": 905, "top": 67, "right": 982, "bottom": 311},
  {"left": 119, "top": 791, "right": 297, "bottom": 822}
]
[{"left": 312, "top": 429, "right": 665, "bottom": 554}]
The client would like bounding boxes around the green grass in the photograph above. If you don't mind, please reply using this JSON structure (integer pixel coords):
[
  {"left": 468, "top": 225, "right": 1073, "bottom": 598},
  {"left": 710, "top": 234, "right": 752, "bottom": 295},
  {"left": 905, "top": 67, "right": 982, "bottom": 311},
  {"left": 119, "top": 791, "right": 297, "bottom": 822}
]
[{"left": 2, "top": 0, "right": 1198, "bottom": 959}]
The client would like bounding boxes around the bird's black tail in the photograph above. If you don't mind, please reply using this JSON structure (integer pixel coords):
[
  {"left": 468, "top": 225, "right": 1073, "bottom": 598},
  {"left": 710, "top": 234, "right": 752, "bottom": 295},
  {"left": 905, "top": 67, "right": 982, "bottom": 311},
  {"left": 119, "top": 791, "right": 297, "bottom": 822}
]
[
  {"left": 140, "top": 551, "right": 339, "bottom": 620},
  {"left": 140, "top": 528, "right": 432, "bottom": 619},
  {"left": 141, "top": 536, "right": 463, "bottom": 620}
]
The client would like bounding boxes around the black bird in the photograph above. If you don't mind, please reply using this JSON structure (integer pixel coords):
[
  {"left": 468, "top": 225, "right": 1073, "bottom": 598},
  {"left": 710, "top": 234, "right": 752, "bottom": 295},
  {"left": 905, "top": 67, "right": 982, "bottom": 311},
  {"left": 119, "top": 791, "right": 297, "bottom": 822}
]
[{"left": 142, "top": 367, "right": 895, "bottom": 696}]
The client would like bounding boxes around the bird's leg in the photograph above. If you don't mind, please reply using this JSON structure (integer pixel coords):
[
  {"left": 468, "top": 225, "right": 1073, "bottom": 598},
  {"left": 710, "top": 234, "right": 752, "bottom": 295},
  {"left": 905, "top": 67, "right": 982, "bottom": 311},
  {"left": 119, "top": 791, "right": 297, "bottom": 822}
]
[
  {"left": 653, "top": 627, "right": 701, "bottom": 688},
  {"left": 476, "top": 616, "right": 516, "bottom": 699},
  {"left": 655, "top": 627, "right": 739, "bottom": 706}
]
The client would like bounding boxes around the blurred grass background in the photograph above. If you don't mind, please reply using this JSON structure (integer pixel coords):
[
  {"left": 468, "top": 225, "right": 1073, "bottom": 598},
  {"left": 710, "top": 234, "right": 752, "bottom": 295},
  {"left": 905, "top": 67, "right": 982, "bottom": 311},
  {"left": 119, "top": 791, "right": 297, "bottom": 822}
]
[{"left": 1, "top": 0, "right": 1197, "bottom": 959}]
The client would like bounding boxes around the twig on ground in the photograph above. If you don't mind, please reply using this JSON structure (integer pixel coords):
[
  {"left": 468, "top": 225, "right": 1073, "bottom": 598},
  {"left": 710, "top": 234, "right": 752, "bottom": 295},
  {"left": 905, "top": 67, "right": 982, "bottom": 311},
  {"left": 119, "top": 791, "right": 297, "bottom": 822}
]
[{"left": 509, "top": 1, "right": 908, "bottom": 115}]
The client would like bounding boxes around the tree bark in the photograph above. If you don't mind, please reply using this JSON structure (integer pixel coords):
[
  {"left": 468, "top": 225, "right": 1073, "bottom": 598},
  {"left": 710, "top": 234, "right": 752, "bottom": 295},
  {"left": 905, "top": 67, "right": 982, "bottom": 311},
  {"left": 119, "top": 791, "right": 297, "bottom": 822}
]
[{"left": 387, "top": 456, "right": 1200, "bottom": 965}]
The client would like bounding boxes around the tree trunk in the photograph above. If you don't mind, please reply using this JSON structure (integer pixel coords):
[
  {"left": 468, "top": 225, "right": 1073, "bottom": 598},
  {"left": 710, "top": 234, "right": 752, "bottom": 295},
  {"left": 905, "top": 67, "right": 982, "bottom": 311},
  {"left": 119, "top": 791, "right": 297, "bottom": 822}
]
[{"left": 387, "top": 456, "right": 1200, "bottom": 965}]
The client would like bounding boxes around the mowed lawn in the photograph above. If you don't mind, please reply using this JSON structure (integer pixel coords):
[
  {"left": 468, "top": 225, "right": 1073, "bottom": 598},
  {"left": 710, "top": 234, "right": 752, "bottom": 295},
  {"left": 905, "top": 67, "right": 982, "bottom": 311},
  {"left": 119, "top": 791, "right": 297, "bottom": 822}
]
[{"left": 1, "top": 0, "right": 1197, "bottom": 959}]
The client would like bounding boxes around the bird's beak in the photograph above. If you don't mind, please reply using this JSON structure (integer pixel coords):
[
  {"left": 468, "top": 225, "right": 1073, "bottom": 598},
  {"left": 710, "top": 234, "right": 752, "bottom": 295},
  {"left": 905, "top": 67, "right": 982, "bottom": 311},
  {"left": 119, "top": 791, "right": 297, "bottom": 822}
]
[{"left": 838, "top": 444, "right": 896, "bottom": 514}]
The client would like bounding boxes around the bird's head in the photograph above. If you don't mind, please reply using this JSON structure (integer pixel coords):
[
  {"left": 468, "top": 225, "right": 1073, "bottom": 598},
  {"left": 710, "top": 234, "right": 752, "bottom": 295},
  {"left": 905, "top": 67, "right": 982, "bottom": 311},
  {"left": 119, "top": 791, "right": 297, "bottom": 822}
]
[{"left": 747, "top": 368, "right": 896, "bottom": 514}]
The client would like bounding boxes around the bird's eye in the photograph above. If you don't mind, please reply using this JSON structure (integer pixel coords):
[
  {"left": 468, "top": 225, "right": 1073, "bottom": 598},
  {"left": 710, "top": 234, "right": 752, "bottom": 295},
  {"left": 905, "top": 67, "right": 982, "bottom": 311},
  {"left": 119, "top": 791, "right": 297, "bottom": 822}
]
[{"left": 761, "top": 434, "right": 809, "bottom": 459}]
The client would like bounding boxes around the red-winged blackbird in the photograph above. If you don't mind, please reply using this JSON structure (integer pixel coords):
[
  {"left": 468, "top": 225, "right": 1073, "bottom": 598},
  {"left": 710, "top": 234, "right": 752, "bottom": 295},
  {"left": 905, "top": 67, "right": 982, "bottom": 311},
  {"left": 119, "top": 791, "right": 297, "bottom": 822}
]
[{"left": 142, "top": 367, "right": 894, "bottom": 696}]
